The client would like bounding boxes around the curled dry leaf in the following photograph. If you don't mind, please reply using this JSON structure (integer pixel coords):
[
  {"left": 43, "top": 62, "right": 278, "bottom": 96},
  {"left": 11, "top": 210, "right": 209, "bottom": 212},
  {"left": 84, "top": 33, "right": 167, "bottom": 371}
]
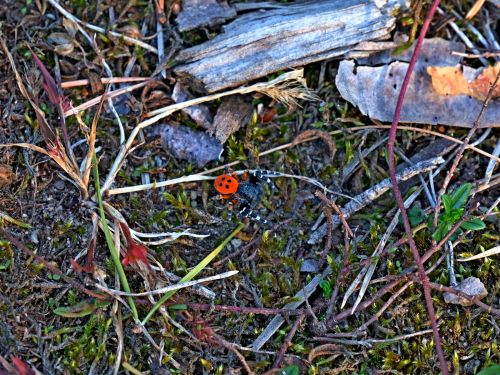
[
  {"left": 307, "top": 344, "right": 342, "bottom": 362},
  {"left": 427, "top": 63, "right": 500, "bottom": 100},
  {"left": 0, "top": 164, "right": 15, "bottom": 187}
]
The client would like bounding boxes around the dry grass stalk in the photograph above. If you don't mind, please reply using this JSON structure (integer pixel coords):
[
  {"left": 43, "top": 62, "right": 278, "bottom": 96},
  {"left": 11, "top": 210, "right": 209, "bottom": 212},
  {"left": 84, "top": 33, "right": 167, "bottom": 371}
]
[
  {"left": 61, "top": 76, "right": 149, "bottom": 89},
  {"left": 96, "top": 271, "right": 238, "bottom": 297},
  {"left": 465, "top": 0, "right": 486, "bottom": 20}
]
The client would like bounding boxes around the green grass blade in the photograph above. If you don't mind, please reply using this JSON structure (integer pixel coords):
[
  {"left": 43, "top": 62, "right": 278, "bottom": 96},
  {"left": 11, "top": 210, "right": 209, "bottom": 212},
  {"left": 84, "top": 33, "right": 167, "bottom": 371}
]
[{"left": 92, "top": 152, "right": 138, "bottom": 321}]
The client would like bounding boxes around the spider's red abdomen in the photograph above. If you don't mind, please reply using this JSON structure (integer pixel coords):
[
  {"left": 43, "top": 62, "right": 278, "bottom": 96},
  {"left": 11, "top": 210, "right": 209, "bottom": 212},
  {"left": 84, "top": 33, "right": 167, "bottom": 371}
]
[{"left": 214, "top": 174, "right": 239, "bottom": 195}]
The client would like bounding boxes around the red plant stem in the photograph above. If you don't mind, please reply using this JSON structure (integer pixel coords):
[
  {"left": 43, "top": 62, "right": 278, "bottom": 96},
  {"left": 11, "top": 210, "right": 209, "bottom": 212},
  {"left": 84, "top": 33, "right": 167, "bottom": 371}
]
[
  {"left": 386, "top": 1, "right": 449, "bottom": 374},
  {"left": 272, "top": 314, "right": 305, "bottom": 369}
]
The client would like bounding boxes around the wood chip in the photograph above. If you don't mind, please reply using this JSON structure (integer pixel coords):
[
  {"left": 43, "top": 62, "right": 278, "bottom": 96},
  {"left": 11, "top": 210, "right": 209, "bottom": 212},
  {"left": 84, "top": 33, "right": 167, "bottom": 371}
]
[
  {"left": 336, "top": 39, "right": 500, "bottom": 128},
  {"left": 210, "top": 95, "right": 252, "bottom": 144}
]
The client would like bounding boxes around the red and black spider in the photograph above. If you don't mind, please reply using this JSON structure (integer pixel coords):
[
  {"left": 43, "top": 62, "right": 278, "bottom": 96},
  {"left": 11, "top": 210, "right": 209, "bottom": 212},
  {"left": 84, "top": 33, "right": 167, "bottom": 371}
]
[{"left": 214, "top": 170, "right": 279, "bottom": 224}]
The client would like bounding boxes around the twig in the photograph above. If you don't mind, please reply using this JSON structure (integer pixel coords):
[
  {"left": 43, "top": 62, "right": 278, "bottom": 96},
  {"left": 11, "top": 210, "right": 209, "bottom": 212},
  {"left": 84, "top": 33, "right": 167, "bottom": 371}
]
[
  {"left": 314, "top": 329, "right": 434, "bottom": 346},
  {"left": 345, "top": 211, "right": 402, "bottom": 313},
  {"left": 64, "top": 80, "right": 152, "bottom": 117},
  {"left": 394, "top": 275, "right": 500, "bottom": 316},
  {"left": 308, "top": 157, "right": 444, "bottom": 244},
  {"left": 437, "top": 7, "right": 488, "bottom": 66},
  {"left": 251, "top": 267, "right": 332, "bottom": 351},
  {"left": 325, "top": 232, "right": 351, "bottom": 322},
  {"left": 386, "top": 1, "right": 448, "bottom": 372},
  {"left": 314, "top": 191, "right": 353, "bottom": 238},
  {"left": 271, "top": 314, "right": 305, "bottom": 369},
  {"left": 107, "top": 170, "right": 347, "bottom": 198},
  {"left": 451, "top": 51, "right": 500, "bottom": 59},
  {"left": 182, "top": 303, "right": 311, "bottom": 316},
  {"left": 354, "top": 281, "right": 412, "bottom": 335},
  {"left": 216, "top": 336, "right": 254, "bottom": 375}
]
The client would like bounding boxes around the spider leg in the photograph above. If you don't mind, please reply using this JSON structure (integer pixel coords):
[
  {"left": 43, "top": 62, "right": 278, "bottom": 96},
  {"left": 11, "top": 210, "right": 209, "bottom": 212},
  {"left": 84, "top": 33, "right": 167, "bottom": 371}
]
[
  {"left": 239, "top": 205, "right": 269, "bottom": 224},
  {"left": 250, "top": 170, "right": 280, "bottom": 192}
]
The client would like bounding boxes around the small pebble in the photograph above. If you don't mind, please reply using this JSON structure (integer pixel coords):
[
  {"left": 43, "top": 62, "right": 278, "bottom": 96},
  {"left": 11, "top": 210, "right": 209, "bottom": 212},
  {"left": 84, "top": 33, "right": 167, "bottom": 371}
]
[
  {"left": 230, "top": 239, "right": 242, "bottom": 249},
  {"left": 300, "top": 258, "right": 319, "bottom": 273},
  {"left": 54, "top": 180, "right": 65, "bottom": 190}
]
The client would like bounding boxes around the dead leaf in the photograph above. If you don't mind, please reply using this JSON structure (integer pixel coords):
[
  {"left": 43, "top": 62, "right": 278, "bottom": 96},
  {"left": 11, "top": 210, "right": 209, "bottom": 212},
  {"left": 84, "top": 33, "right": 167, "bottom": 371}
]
[
  {"left": 154, "top": 124, "right": 222, "bottom": 167},
  {"left": 260, "top": 106, "right": 277, "bottom": 123},
  {"left": 336, "top": 39, "right": 500, "bottom": 127},
  {"left": 0, "top": 164, "right": 15, "bottom": 187},
  {"left": 427, "top": 63, "right": 500, "bottom": 100},
  {"left": 211, "top": 95, "right": 253, "bottom": 144},
  {"left": 469, "top": 63, "right": 500, "bottom": 100}
]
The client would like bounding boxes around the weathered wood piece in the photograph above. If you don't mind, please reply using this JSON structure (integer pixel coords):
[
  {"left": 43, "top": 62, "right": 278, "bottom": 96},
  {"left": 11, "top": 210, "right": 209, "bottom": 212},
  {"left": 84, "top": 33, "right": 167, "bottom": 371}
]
[
  {"left": 335, "top": 38, "right": 500, "bottom": 128},
  {"left": 210, "top": 95, "right": 253, "bottom": 143},
  {"left": 176, "top": 0, "right": 236, "bottom": 32},
  {"left": 174, "top": 0, "right": 408, "bottom": 93}
]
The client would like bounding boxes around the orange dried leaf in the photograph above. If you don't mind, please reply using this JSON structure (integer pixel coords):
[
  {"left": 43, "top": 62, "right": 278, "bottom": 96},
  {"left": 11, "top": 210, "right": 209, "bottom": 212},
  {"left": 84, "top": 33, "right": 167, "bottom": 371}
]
[
  {"left": 260, "top": 107, "right": 277, "bottom": 123},
  {"left": 426, "top": 66, "right": 469, "bottom": 96},
  {"left": 469, "top": 63, "right": 500, "bottom": 100},
  {"left": 0, "top": 164, "right": 15, "bottom": 188},
  {"left": 427, "top": 63, "right": 500, "bottom": 100}
]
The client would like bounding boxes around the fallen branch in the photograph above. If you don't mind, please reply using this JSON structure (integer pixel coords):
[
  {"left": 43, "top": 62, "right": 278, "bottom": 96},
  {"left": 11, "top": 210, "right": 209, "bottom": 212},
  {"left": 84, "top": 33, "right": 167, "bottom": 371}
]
[{"left": 308, "top": 157, "right": 444, "bottom": 244}]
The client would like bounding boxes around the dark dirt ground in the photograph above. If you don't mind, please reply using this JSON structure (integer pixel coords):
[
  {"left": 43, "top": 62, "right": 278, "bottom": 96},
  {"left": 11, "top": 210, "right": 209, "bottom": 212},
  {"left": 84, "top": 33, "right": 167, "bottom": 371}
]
[{"left": 0, "top": 1, "right": 499, "bottom": 374}]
